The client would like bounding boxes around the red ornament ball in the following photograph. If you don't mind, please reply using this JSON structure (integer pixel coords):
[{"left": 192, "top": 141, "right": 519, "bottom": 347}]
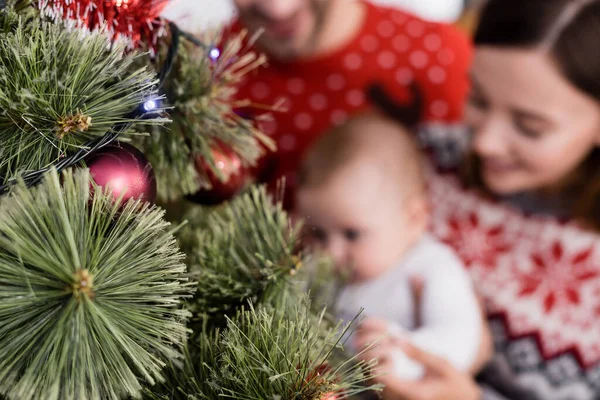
[
  {"left": 186, "top": 145, "right": 248, "bottom": 206},
  {"left": 85, "top": 142, "right": 157, "bottom": 204}
]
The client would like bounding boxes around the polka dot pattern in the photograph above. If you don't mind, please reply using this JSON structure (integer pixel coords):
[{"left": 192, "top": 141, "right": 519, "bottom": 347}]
[
  {"left": 424, "top": 34, "right": 442, "bottom": 52},
  {"left": 377, "top": 50, "right": 397, "bottom": 69},
  {"left": 309, "top": 93, "right": 328, "bottom": 111},
  {"left": 410, "top": 50, "right": 429, "bottom": 69},
  {"left": 327, "top": 74, "right": 346, "bottom": 91},
  {"left": 377, "top": 20, "right": 395, "bottom": 38},
  {"left": 346, "top": 90, "right": 365, "bottom": 107},
  {"left": 260, "top": 119, "right": 278, "bottom": 136},
  {"left": 361, "top": 34, "right": 379, "bottom": 53},
  {"left": 392, "top": 35, "right": 410, "bottom": 53},
  {"left": 428, "top": 66, "right": 446, "bottom": 84},
  {"left": 391, "top": 10, "right": 408, "bottom": 25},
  {"left": 294, "top": 112, "right": 313, "bottom": 131},
  {"left": 227, "top": 1, "right": 472, "bottom": 206},
  {"left": 287, "top": 78, "right": 305, "bottom": 95},
  {"left": 344, "top": 52, "right": 363, "bottom": 71},
  {"left": 406, "top": 20, "right": 425, "bottom": 38},
  {"left": 395, "top": 68, "right": 413, "bottom": 85}
]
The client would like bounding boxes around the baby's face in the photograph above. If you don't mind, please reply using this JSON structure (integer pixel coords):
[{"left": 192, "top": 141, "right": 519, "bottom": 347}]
[{"left": 296, "top": 163, "right": 420, "bottom": 283}]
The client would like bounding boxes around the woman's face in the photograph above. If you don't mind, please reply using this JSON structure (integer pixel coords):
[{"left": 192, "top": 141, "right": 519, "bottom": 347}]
[{"left": 466, "top": 47, "right": 600, "bottom": 195}]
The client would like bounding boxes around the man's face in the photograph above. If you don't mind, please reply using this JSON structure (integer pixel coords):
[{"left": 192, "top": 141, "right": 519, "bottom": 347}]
[{"left": 233, "top": 0, "right": 331, "bottom": 60}]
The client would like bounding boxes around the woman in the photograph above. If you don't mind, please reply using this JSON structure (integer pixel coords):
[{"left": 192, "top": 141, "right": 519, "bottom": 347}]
[{"left": 358, "top": 0, "right": 600, "bottom": 399}]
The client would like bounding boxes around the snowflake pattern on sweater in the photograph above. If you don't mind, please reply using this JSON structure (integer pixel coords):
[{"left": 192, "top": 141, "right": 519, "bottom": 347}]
[{"left": 420, "top": 124, "right": 600, "bottom": 399}]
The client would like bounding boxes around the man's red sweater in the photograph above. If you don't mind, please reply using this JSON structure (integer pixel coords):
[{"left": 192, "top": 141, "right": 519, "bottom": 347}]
[{"left": 228, "top": 1, "right": 473, "bottom": 208}]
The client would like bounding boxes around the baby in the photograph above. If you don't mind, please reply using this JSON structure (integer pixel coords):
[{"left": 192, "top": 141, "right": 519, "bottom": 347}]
[{"left": 295, "top": 113, "right": 481, "bottom": 380}]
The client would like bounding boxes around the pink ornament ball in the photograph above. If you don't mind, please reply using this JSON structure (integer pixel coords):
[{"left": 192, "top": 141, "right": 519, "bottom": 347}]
[{"left": 85, "top": 142, "right": 157, "bottom": 205}]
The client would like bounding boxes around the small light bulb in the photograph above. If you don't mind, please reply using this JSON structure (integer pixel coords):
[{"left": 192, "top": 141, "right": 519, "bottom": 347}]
[
  {"left": 143, "top": 99, "right": 157, "bottom": 112},
  {"left": 209, "top": 47, "right": 221, "bottom": 60}
]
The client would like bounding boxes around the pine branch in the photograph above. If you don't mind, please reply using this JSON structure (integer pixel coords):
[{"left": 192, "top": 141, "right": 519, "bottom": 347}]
[
  {"left": 0, "top": 18, "right": 165, "bottom": 183},
  {"left": 143, "top": 321, "right": 221, "bottom": 400},
  {"left": 216, "top": 293, "right": 380, "bottom": 399},
  {"left": 0, "top": 168, "right": 193, "bottom": 400},
  {"left": 145, "top": 293, "right": 379, "bottom": 400},
  {"left": 135, "top": 30, "right": 277, "bottom": 202},
  {"left": 179, "top": 185, "right": 300, "bottom": 323},
  {"left": 0, "top": 1, "right": 37, "bottom": 33},
  {"left": 291, "top": 254, "right": 348, "bottom": 322},
  {"left": 143, "top": 190, "right": 380, "bottom": 400}
]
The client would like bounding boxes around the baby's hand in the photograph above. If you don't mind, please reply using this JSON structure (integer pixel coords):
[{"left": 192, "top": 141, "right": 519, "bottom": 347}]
[
  {"left": 354, "top": 317, "right": 396, "bottom": 350},
  {"left": 355, "top": 318, "right": 425, "bottom": 380},
  {"left": 390, "top": 346, "right": 426, "bottom": 380},
  {"left": 354, "top": 318, "right": 411, "bottom": 350}
]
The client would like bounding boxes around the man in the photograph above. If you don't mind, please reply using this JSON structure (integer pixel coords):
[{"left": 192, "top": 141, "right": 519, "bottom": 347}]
[{"left": 228, "top": 0, "right": 472, "bottom": 209}]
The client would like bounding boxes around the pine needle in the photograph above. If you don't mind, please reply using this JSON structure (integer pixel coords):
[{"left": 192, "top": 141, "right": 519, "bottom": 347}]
[
  {"left": 145, "top": 293, "right": 379, "bottom": 400},
  {"left": 140, "top": 188, "right": 382, "bottom": 399},
  {"left": 0, "top": 1, "right": 37, "bottom": 34},
  {"left": 179, "top": 186, "right": 299, "bottom": 321},
  {"left": 143, "top": 321, "right": 221, "bottom": 400},
  {"left": 0, "top": 169, "right": 193, "bottom": 400},
  {"left": 216, "top": 293, "right": 380, "bottom": 399},
  {"left": 0, "top": 18, "right": 163, "bottom": 183},
  {"left": 135, "top": 30, "right": 277, "bottom": 202}
]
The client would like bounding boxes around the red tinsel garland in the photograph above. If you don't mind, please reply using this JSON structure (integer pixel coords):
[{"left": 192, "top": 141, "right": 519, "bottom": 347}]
[{"left": 39, "top": 0, "right": 170, "bottom": 53}]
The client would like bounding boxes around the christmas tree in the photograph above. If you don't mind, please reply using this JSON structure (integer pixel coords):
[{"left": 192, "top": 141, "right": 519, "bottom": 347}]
[{"left": 0, "top": 1, "right": 380, "bottom": 399}]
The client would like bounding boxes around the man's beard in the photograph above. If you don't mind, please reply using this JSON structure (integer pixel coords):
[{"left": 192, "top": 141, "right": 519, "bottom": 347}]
[
  {"left": 304, "top": 0, "right": 333, "bottom": 55},
  {"left": 252, "top": 0, "right": 335, "bottom": 60}
]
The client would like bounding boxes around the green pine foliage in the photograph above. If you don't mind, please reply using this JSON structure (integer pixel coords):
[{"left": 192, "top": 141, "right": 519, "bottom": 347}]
[
  {"left": 216, "top": 296, "right": 378, "bottom": 400},
  {"left": 135, "top": 33, "right": 275, "bottom": 202},
  {"left": 147, "top": 294, "right": 380, "bottom": 400},
  {"left": 0, "top": 17, "right": 164, "bottom": 183},
  {"left": 0, "top": 1, "right": 36, "bottom": 34},
  {"left": 0, "top": 2, "right": 380, "bottom": 399},
  {"left": 0, "top": 169, "right": 192, "bottom": 400},
  {"left": 179, "top": 186, "right": 299, "bottom": 322},
  {"left": 148, "top": 188, "right": 380, "bottom": 400},
  {"left": 143, "top": 323, "right": 221, "bottom": 400}
]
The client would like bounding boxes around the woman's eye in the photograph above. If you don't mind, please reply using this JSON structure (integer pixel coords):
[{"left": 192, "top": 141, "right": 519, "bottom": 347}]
[{"left": 514, "top": 119, "right": 544, "bottom": 139}]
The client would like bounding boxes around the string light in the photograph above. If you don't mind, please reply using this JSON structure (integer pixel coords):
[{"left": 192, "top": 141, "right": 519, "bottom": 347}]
[
  {"left": 143, "top": 99, "right": 158, "bottom": 112},
  {"left": 209, "top": 47, "right": 221, "bottom": 60}
]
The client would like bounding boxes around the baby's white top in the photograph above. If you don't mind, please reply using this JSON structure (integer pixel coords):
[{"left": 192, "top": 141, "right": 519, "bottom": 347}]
[{"left": 336, "top": 234, "right": 481, "bottom": 379}]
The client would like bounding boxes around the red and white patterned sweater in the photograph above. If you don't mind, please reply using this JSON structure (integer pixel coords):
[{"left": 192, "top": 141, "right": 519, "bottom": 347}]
[
  {"left": 422, "top": 125, "right": 600, "bottom": 400},
  {"left": 228, "top": 1, "right": 472, "bottom": 208}
]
